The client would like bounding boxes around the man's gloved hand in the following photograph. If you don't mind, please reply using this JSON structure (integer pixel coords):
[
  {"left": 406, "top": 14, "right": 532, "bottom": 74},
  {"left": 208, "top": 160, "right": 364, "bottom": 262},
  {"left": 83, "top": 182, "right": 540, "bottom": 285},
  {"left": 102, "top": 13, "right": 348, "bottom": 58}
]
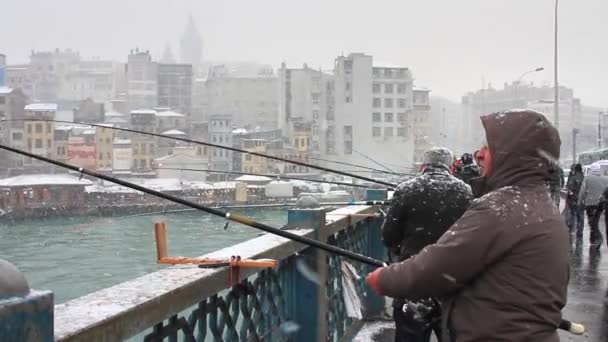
[{"left": 365, "top": 267, "right": 384, "bottom": 296}]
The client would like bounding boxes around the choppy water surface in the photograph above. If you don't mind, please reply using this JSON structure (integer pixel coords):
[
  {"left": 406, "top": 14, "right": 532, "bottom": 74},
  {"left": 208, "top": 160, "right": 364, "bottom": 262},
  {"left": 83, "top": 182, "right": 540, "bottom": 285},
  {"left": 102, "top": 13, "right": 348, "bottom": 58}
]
[{"left": 0, "top": 208, "right": 287, "bottom": 303}]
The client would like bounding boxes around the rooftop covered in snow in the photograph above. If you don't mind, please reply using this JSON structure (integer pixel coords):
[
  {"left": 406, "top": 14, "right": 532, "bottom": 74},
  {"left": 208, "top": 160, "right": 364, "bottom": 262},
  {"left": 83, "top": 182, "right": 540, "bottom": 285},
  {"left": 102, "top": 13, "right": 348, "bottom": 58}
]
[
  {"left": 104, "top": 111, "right": 125, "bottom": 117},
  {"left": 0, "top": 174, "right": 93, "bottom": 187},
  {"left": 232, "top": 128, "right": 248, "bottom": 135},
  {"left": 85, "top": 178, "right": 215, "bottom": 193},
  {"left": 234, "top": 175, "right": 272, "bottom": 182},
  {"left": 130, "top": 109, "right": 157, "bottom": 115},
  {"left": 113, "top": 138, "right": 132, "bottom": 144},
  {"left": 161, "top": 129, "right": 186, "bottom": 135},
  {"left": 104, "top": 117, "right": 128, "bottom": 124},
  {"left": 156, "top": 110, "right": 185, "bottom": 117},
  {"left": 0, "top": 86, "right": 13, "bottom": 95},
  {"left": 25, "top": 103, "right": 58, "bottom": 112}
]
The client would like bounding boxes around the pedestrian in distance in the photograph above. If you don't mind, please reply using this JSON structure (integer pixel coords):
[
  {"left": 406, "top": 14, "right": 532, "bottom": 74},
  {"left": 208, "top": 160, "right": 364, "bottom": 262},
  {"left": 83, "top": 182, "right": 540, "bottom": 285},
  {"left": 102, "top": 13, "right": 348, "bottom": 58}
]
[
  {"left": 453, "top": 153, "right": 480, "bottom": 186},
  {"left": 565, "top": 163, "right": 585, "bottom": 239},
  {"left": 577, "top": 164, "right": 608, "bottom": 247}
]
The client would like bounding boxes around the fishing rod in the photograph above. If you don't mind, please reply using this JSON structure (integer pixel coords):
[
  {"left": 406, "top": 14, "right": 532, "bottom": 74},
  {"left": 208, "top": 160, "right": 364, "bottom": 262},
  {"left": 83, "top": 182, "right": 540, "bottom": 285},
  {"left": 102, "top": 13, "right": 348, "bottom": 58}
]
[
  {"left": 6, "top": 119, "right": 397, "bottom": 188},
  {"left": 0, "top": 143, "right": 385, "bottom": 267},
  {"left": 153, "top": 167, "right": 374, "bottom": 189},
  {"left": 123, "top": 200, "right": 392, "bottom": 218},
  {"left": 305, "top": 155, "right": 402, "bottom": 175},
  {"left": 354, "top": 149, "right": 395, "bottom": 173}
]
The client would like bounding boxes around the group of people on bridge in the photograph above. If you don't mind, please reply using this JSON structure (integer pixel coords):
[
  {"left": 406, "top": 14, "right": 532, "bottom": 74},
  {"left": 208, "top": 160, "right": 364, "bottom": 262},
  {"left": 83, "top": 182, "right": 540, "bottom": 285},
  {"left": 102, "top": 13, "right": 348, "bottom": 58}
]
[
  {"left": 365, "top": 109, "right": 570, "bottom": 342},
  {"left": 564, "top": 162, "right": 608, "bottom": 248}
]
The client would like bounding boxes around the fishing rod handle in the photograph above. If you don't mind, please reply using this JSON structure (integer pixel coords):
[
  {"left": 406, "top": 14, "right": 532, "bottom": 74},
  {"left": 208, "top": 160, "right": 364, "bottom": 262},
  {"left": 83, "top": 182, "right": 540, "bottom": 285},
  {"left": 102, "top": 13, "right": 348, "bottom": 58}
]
[{"left": 559, "top": 319, "right": 585, "bottom": 335}]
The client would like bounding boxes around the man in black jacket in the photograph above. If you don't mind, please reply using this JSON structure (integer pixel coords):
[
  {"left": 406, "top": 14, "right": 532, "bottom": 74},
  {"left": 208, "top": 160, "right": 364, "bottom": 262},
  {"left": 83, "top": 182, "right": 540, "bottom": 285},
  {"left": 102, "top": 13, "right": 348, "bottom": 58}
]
[
  {"left": 382, "top": 147, "right": 473, "bottom": 342},
  {"left": 566, "top": 163, "right": 585, "bottom": 238}
]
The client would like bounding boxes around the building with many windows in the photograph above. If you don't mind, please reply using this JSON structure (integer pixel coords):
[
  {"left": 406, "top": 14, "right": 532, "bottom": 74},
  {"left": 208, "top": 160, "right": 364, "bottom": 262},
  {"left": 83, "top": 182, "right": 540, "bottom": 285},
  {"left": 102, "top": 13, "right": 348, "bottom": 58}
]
[
  {"left": 157, "top": 63, "right": 193, "bottom": 117},
  {"left": 202, "top": 66, "right": 277, "bottom": 130},
  {"left": 95, "top": 125, "right": 114, "bottom": 171},
  {"left": 127, "top": 49, "right": 158, "bottom": 111},
  {"left": 331, "top": 53, "right": 415, "bottom": 171},
  {"left": 23, "top": 103, "right": 57, "bottom": 167},
  {"left": 208, "top": 115, "right": 232, "bottom": 174},
  {"left": 129, "top": 109, "right": 157, "bottom": 172},
  {"left": 0, "top": 87, "right": 27, "bottom": 171},
  {"left": 277, "top": 63, "right": 333, "bottom": 156}
]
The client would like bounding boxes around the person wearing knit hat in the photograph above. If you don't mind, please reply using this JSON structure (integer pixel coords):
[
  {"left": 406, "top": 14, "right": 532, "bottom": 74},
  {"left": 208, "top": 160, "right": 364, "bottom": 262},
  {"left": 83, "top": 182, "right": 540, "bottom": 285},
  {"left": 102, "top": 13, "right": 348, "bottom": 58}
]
[{"left": 378, "top": 146, "right": 472, "bottom": 342}]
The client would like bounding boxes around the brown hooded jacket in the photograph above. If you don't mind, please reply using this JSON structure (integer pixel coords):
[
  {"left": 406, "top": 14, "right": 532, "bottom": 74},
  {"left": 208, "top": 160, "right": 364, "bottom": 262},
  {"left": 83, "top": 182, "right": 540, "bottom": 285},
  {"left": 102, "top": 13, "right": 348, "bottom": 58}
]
[{"left": 375, "top": 110, "right": 570, "bottom": 342}]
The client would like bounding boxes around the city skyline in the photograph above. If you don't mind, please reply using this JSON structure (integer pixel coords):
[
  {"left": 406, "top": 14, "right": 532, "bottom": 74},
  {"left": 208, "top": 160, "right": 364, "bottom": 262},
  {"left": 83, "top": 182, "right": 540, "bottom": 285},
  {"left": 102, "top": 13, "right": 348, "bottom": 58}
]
[{"left": 2, "top": 0, "right": 608, "bottom": 106}]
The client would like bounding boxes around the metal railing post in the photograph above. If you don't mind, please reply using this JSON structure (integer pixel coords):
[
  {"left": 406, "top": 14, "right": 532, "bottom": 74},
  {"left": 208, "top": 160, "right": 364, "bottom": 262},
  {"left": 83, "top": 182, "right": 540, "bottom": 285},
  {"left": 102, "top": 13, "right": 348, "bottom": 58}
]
[
  {"left": 284, "top": 208, "right": 327, "bottom": 341},
  {"left": 0, "top": 259, "right": 54, "bottom": 342},
  {"left": 365, "top": 189, "right": 387, "bottom": 315}
]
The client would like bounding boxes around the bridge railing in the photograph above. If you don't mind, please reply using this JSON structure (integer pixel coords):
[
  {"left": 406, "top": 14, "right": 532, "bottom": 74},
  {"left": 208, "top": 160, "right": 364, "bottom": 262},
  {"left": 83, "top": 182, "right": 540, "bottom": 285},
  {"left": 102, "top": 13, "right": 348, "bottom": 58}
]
[{"left": 42, "top": 189, "right": 387, "bottom": 342}]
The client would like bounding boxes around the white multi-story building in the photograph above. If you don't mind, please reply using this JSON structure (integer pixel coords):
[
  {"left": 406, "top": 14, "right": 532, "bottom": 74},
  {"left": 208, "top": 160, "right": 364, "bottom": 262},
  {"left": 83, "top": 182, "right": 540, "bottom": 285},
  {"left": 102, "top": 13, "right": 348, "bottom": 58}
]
[
  {"left": 157, "top": 63, "right": 193, "bottom": 117},
  {"left": 26, "top": 49, "right": 80, "bottom": 101},
  {"left": 208, "top": 115, "right": 233, "bottom": 172},
  {"left": 330, "top": 53, "right": 415, "bottom": 171},
  {"left": 59, "top": 59, "right": 125, "bottom": 105},
  {"left": 5, "top": 66, "right": 31, "bottom": 96},
  {"left": 7, "top": 51, "right": 125, "bottom": 106},
  {"left": 202, "top": 66, "right": 277, "bottom": 130},
  {"left": 277, "top": 63, "right": 334, "bottom": 155},
  {"left": 127, "top": 49, "right": 158, "bottom": 110}
]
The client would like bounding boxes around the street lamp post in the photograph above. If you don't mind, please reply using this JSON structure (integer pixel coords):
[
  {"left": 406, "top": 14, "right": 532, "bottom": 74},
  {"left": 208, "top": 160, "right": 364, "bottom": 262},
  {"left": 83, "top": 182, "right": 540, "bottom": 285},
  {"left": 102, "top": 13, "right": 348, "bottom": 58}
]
[
  {"left": 572, "top": 128, "right": 578, "bottom": 163},
  {"left": 599, "top": 111, "right": 605, "bottom": 148},
  {"left": 514, "top": 67, "right": 544, "bottom": 106},
  {"left": 554, "top": 0, "right": 559, "bottom": 129}
]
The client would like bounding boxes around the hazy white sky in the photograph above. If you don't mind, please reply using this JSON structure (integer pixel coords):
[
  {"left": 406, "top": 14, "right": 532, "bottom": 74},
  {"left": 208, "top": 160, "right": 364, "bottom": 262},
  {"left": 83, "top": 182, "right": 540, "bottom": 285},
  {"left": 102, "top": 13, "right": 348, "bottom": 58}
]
[{"left": 1, "top": 0, "right": 607, "bottom": 106}]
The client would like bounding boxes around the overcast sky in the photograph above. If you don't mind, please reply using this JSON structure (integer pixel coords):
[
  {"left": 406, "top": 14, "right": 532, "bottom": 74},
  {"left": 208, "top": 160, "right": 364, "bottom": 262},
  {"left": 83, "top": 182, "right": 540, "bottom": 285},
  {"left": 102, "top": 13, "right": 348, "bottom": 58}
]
[{"left": 1, "top": 0, "right": 607, "bottom": 106}]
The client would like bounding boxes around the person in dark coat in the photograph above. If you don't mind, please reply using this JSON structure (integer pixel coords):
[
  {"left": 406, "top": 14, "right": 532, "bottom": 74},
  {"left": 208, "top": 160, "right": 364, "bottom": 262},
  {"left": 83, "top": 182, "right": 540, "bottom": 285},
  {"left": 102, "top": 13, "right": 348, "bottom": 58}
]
[
  {"left": 366, "top": 109, "right": 569, "bottom": 342},
  {"left": 454, "top": 153, "right": 480, "bottom": 185},
  {"left": 382, "top": 147, "right": 472, "bottom": 342},
  {"left": 566, "top": 163, "right": 585, "bottom": 238},
  {"left": 548, "top": 165, "right": 564, "bottom": 208},
  {"left": 577, "top": 165, "right": 608, "bottom": 247}
]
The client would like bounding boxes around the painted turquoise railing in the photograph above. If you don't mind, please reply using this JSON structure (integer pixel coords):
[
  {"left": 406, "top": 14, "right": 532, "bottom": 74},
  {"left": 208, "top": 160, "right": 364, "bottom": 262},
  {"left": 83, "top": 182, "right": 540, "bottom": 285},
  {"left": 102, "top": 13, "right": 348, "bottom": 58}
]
[{"left": 1, "top": 189, "right": 388, "bottom": 342}]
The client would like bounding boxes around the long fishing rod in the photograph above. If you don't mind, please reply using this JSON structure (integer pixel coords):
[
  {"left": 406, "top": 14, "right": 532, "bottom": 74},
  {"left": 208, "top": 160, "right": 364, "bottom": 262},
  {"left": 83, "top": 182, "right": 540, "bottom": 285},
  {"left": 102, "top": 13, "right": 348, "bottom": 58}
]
[
  {"left": 124, "top": 200, "right": 392, "bottom": 218},
  {"left": 354, "top": 149, "right": 395, "bottom": 173},
  {"left": 0, "top": 143, "right": 385, "bottom": 267},
  {"left": 154, "top": 167, "right": 374, "bottom": 189},
  {"left": 7, "top": 119, "right": 396, "bottom": 188},
  {"left": 305, "top": 155, "right": 402, "bottom": 175}
]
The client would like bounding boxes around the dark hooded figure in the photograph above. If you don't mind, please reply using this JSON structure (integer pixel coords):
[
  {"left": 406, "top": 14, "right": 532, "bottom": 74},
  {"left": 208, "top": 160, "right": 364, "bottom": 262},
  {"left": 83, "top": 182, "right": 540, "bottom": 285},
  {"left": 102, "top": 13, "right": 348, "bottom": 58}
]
[
  {"left": 382, "top": 147, "right": 472, "bottom": 342},
  {"left": 566, "top": 163, "right": 585, "bottom": 238},
  {"left": 367, "top": 110, "right": 569, "bottom": 342},
  {"left": 454, "top": 153, "right": 480, "bottom": 185}
]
